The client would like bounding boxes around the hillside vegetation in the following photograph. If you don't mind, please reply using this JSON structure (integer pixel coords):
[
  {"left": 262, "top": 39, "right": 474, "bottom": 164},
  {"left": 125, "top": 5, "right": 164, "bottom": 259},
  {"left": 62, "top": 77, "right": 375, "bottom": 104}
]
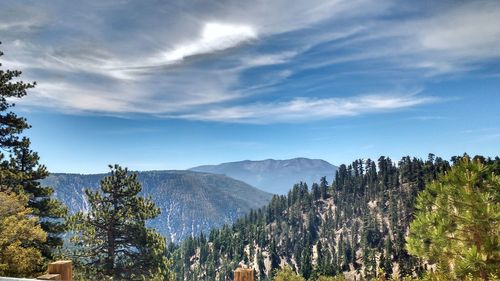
[{"left": 171, "top": 155, "right": 500, "bottom": 281}]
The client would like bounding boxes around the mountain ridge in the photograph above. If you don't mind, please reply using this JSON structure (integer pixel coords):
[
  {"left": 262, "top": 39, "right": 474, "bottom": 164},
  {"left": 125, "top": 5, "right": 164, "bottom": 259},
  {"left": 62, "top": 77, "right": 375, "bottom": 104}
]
[
  {"left": 190, "top": 157, "right": 337, "bottom": 194},
  {"left": 42, "top": 170, "right": 273, "bottom": 242}
]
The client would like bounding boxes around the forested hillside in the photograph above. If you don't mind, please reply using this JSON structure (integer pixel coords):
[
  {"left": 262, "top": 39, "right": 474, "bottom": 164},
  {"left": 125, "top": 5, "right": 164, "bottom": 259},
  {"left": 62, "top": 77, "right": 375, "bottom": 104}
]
[
  {"left": 42, "top": 171, "right": 272, "bottom": 242},
  {"left": 170, "top": 155, "right": 499, "bottom": 281}
]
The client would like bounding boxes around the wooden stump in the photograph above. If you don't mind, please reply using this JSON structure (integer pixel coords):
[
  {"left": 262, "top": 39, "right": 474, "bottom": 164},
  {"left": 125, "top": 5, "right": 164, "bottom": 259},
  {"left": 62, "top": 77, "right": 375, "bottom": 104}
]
[
  {"left": 234, "top": 267, "right": 254, "bottom": 281},
  {"left": 47, "top": 260, "right": 72, "bottom": 281}
]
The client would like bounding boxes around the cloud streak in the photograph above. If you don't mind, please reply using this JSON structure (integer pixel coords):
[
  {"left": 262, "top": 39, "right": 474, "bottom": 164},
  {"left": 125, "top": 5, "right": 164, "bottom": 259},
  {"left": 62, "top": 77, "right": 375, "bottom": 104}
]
[
  {"left": 160, "top": 23, "right": 257, "bottom": 62},
  {"left": 172, "top": 93, "right": 437, "bottom": 124}
]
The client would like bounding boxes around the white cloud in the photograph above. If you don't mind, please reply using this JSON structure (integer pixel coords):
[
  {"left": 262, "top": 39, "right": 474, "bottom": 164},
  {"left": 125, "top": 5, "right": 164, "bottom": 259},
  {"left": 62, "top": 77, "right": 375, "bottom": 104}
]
[
  {"left": 294, "top": 1, "right": 500, "bottom": 75},
  {"left": 22, "top": 69, "right": 244, "bottom": 115},
  {"left": 416, "top": 1, "right": 500, "bottom": 58},
  {"left": 172, "top": 93, "right": 437, "bottom": 123},
  {"left": 160, "top": 23, "right": 257, "bottom": 62},
  {"left": 239, "top": 51, "right": 298, "bottom": 68},
  {"left": 2, "top": 22, "right": 258, "bottom": 81}
]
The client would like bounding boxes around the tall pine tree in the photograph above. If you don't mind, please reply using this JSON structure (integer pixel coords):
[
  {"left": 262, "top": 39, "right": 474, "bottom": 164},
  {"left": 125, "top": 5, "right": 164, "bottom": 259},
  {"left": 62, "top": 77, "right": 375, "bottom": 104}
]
[
  {"left": 0, "top": 44, "right": 66, "bottom": 260},
  {"left": 68, "top": 165, "right": 174, "bottom": 280}
]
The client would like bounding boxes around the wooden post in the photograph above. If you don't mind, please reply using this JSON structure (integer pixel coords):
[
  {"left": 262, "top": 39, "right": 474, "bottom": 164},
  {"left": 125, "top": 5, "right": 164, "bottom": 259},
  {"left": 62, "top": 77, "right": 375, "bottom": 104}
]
[
  {"left": 234, "top": 267, "right": 254, "bottom": 281},
  {"left": 47, "top": 260, "right": 72, "bottom": 281}
]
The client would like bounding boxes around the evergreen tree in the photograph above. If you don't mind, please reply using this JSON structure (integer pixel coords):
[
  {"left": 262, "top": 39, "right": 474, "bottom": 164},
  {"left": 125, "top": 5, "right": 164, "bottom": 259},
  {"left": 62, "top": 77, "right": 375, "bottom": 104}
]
[
  {"left": 0, "top": 44, "right": 66, "bottom": 260},
  {"left": 319, "top": 176, "right": 328, "bottom": 199},
  {"left": 316, "top": 240, "right": 325, "bottom": 276},
  {"left": 9, "top": 138, "right": 66, "bottom": 258},
  {"left": 407, "top": 157, "right": 500, "bottom": 280},
  {"left": 270, "top": 239, "right": 280, "bottom": 270},
  {"left": 68, "top": 165, "right": 174, "bottom": 280},
  {"left": 257, "top": 251, "right": 266, "bottom": 280},
  {"left": 381, "top": 237, "right": 393, "bottom": 278},
  {"left": 312, "top": 183, "right": 321, "bottom": 201},
  {"left": 300, "top": 244, "right": 312, "bottom": 279}
]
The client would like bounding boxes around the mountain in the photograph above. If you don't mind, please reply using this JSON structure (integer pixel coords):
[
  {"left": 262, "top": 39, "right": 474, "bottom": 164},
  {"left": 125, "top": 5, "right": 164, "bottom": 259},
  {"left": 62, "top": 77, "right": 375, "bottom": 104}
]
[
  {"left": 190, "top": 157, "right": 337, "bottom": 194},
  {"left": 42, "top": 170, "right": 273, "bottom": 242},
  {"left": 171, "top": 156, "right": 456, "bottom": 281}
]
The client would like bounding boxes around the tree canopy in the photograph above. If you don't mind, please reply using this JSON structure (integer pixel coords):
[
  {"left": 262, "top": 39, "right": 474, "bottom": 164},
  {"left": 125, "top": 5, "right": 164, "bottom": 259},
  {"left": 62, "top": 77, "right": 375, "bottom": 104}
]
[
  {"left": 0, "top": 191, "right": 47, "bottom": 277},
  {"left": 407, "top": 156, "right": 500, "bottom": 280},
  {"left": 273, "top": 266, "right": 305, "bottom": 281}
]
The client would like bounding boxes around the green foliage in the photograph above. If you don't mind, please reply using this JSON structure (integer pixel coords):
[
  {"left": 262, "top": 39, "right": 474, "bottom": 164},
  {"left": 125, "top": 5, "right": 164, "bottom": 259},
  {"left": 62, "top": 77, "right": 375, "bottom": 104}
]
[
  {"left": 0, "top": 44, "right": 67, "bottom": 261},
  {"left": 9, "top": 138, "right": 67, "bottom": 258},
  {"left": 407, "top": 156, "right": 500, "bottom": 280},
  {"left": 272, "top": 266, "right": 305, "bottom": 281},
  {"left": 0, "top": 191, "right": 47, "bottom": 277},
  {"left": 68, "top": 165, "right": 174, "bottom": 281}
]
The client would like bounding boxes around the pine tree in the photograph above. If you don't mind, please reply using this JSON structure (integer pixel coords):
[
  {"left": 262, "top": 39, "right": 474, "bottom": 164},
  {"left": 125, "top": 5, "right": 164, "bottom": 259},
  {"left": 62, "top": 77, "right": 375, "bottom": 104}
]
[
  {"left": 9, "top": 138, "right": 66, "bottom": 258},
  {"left": 312, "top": 183, "right": 321, "bottom": 201},
  {"left": 316, "top": 240, "right": 325, "bottom": 276},
  {"left": 407, "top": 157, "right": 500, "bottom": 280},
  {"left": 381, "top": 237, "right": 393, "bottom": 278},
  {"left": 270, "top": 239, "right": 280, "bottom": 270},
  {"left": 300, "top": 244, "right": 312, "bottom": 279},
  {"left": 257, "top": 251, "right": 266, "bottom": 280},
  {"left": 68, "top": 165, "right": 174, "bottom": 280},
  {"left": 0, "top": 44, "right": 66, "bottom": 260},
  {"left": 319, "top": 176, "right": 328, "bottom": 199}
]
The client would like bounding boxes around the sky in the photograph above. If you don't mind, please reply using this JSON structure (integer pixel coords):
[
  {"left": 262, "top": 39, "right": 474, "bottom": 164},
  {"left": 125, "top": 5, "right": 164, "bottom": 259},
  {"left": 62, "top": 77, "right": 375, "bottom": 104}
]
[{"left": 0, "top": 0, "right": 499, "bottom": 173}]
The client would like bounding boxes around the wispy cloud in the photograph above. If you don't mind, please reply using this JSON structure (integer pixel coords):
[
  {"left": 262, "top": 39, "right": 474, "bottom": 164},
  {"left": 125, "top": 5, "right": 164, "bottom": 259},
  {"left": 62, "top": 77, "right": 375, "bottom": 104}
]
[
  {"left": 171, "top": 93, "right": 437, "bottom": 124},
  {"left": 415, "top": 2, "right": 500, "bottom": 59},
  {"left": 22, "top": 71, "right": 244, "bottom": 115},
  {"left": 239, "top": 51, "right": 298, "bottom": 68},
  {"left": 460, "top": 127, "right": 500, "bottom": 142},
  {"left": 0, "top": 4, "right": 47, "bottom": 32},
  {"left": 409, "top": 116, "right": 450, "bottom": 121},
  {"left": 294, "top": 1, "right": 500, "bottom": 75}
]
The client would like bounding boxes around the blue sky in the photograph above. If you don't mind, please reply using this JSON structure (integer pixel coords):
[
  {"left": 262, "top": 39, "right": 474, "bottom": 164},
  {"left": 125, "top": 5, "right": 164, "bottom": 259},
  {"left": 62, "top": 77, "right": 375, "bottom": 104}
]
[{"left": 1, "top": 0, "right": 499, "bottom": 173}]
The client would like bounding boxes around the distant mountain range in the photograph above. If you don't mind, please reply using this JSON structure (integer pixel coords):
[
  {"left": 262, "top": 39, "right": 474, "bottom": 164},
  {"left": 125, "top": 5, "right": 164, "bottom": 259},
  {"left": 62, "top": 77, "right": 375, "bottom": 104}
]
[
  {"left": 42, "top": 170, "right": 272, "bottom": 242},
  {"left": 190, "top": 157, "right": 337, "bottom": 194},
  {"left": 42, "top": 157, "right": 336, "bottom": 242}
]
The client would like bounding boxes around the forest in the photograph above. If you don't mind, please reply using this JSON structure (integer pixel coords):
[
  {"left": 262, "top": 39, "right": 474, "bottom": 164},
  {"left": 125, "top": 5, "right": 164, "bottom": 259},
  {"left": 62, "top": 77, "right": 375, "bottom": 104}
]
[
  {"left": 169, "top": 155, "right": 499, "bottom": 281},
  {"left": 0, "top": 47, "right": 499, "bottom": 281}
]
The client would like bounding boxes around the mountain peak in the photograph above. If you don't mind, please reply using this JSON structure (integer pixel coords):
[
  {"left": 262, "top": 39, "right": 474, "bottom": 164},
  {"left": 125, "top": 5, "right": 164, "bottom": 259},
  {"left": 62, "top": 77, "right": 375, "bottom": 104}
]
[{"left": 190, "top": 157, "right": 337, "bottom": 194}]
